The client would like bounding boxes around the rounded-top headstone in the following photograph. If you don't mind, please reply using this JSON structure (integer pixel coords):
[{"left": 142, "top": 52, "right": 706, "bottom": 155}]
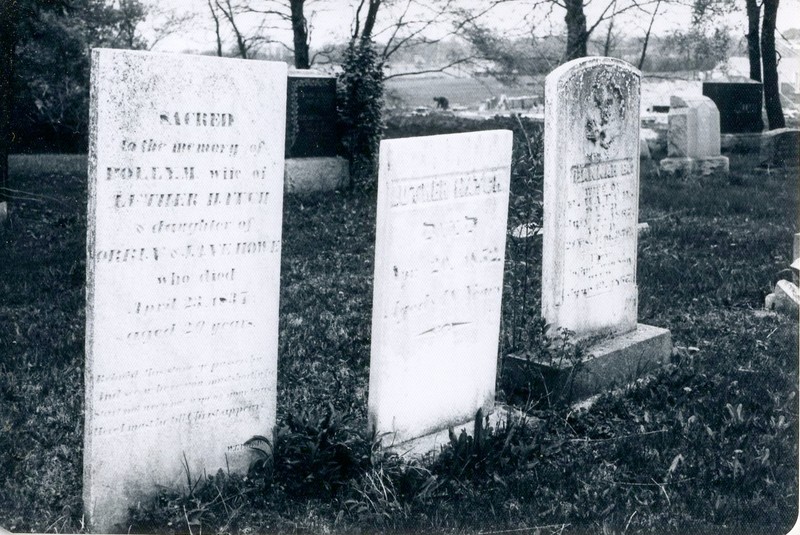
[{"left": 542, "top": 57, "right": 641, "bottom": 340}]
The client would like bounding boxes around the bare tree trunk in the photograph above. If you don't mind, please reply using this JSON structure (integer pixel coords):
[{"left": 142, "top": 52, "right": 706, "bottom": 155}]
[
  {"left": 0, "top": 1, "right": 19, "bottom": 213},
  {"left": 207, "top": 0, "right": 223, "bottom": 56},
  {"left": 746, "top": 0, "right": 761, "bottom": 81},
  {"left": 362, "top": 0, "right": 381, "bottom": 40},
  {"left": 761, "top": 0, "right": 784, "bottom": 129},
  {"left": 289, "top": 0, "right": 310, "bottom": 68},
  {"left": 638, "top": 0, "right": 660, "bottom": 69},
  {"left": 564, "top": 0, "right": 588, "bottom": 61}
]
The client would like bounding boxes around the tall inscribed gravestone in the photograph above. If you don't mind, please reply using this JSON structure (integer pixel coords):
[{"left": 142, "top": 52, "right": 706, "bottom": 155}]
[
  {"left": 542, "top": 57, "right": 670, "bottom": 396},
  {"left": 369, "top": 131, "right": 512, "bottom": 446},
  {"left": 85, "top": 49, "right": 286, "bottom": 532}
]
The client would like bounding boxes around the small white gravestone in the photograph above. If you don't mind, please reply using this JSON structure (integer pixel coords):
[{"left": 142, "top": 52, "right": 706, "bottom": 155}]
[
  {"left": 764, "top": 233, "right": 800, "bottom": 314},
  {"left": 368, "top": 131, "right": 512, "bottom": 446},
  {"left": 538, "top": 57, "right": 670, "bottom": 398},
  {"left": 85, "top": 49, "right": 286, "bottom": 532},
  {"left": 659, "top": 95, "right": 729, "bottom": 179},
  {"left": 794, "top": 233, "right": 800, "bottom": 263}
]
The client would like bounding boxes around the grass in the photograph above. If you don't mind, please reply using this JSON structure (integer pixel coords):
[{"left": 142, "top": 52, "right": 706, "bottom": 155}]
[
  {"left": 385, "top": 75, "right": 544, "bottom": 109},
  {"left": 0, "top": 119, "right": 797, "bottom": 534}
]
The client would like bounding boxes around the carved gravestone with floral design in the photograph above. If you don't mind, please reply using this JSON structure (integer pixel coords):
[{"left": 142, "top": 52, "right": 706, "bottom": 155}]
[{"left": 506, "top": 57, "right": 671, "bottom": 400}]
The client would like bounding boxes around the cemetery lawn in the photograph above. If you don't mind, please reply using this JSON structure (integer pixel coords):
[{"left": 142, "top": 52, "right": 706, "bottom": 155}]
[{"left": 0, "top": 140, "right": 797, "bottom": 534}]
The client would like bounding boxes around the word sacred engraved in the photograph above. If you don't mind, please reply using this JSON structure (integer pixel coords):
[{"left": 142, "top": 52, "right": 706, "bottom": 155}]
[{"left": 159, "top": 111, "right": 234, "bottom": 127}]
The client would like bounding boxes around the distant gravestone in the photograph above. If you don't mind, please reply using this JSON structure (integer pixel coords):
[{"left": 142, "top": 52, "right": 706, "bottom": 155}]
[
  {"left": 759, "top": 128, "right": 800, "bottom": 168},
  {"left": 368, "top": 130, "right": 512, "bottom": 446},
  {"left": 702, "top": 82, "right": 763, "bottom": 134},
  {"left": 285, "top": 72, "right": 338, "bottom": 158},
  {"left": 659, "top": 95, "right": 729, "bottom": 179},
  {"left": 284, "top": 71, "right": 348, "bottom": 193},
  {"left": 535, "top": 57, "right": 670, "bottom": 398},
  {"left": 85, "top": 49, "right": 286, "bottom": 532}
]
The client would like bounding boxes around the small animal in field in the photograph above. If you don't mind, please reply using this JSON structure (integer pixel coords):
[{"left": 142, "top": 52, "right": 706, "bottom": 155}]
[{"left": 433, "top": 96, "right": 449, "bottom": 110}]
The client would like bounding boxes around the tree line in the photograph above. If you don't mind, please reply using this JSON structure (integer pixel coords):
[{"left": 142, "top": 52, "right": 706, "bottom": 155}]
[{"left": 0, "top": 0, "right": 789, "bottom": 211}]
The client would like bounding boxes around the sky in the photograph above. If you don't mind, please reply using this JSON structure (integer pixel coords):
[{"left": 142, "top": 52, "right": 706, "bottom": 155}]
[{"left": 142, "top": 0, "right": 800, "bottom": 56}]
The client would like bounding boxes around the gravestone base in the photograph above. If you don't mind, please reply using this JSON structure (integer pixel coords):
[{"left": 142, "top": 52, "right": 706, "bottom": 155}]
[
  {"left": 379, "top": 403, "right": 530, "bottom": 461},
  {"left": 285, "top": 157, "right": 349, "bottom": 194},
  {"left": 659, "top": 156, "right": 729, "bottom": 180},
  {"left": 503, "top": 323, "right": 672, "bottom": 403},
  {"left": 720, "top": 133, "right": 762, "bottom": 154}
]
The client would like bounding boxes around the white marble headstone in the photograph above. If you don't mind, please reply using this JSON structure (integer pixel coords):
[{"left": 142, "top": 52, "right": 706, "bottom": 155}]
[
  {"left": 542, "top": 57, "right": 641, "bottom": 340},
  {"left": 85, "top": 49, "right": 286, "bottom": 532},
  {"left": 667, "top": 95, "right": 722, "bottom": 158},
  {"left": 368, "top": 131, "right": 512, "bottom": 445}
]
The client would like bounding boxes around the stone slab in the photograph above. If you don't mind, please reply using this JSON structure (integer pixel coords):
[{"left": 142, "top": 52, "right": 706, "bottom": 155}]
[
  {"left": 659, "top": 156, "right": 729, "bottom": 180},
  {"left": 284, "top": 156, "right": 349, "bottom": 194},
  {"left": 720, "top": 133, "right": 763, "bottom": 153},
  {"left": 759, "top": 127, "right": 800, "bottom": 168},
  {"left": 368, "top": 130, "right": 512, "bottom": 446},
  {"left": 85, "top": 49, "right": 286, "bottom": 533},
  {"left": 542, "top": 57, "right": 640, "bottom": 340},
  {"left": 0, "top": 201, "right": 7, "bottom": 224},
  {"left": 503, "top": 323, "right": 672, "bottom": 402}
]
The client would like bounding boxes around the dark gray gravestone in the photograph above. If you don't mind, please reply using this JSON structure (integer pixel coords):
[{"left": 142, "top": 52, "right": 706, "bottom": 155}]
[
  {"left": 702, "top": 82, "right": 763, "bottom": 133},
  {"left": 286, "top": 73, "right": 339, "bottom": 158},
  {"left": 760, "top": 128, "right": 800, "bottom": 168}
]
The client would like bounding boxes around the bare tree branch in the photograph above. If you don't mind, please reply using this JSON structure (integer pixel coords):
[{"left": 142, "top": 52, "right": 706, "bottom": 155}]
[
  {"left": 638, "top": 0, "right": 661, "bottom": 68},
  {"left": 215, "top": 0, "right": 250, "bottom": 58}
]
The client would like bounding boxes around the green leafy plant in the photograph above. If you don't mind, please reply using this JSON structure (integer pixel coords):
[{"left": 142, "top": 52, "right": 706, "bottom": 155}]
[
  {"left": 272, "top": 402, "right": 372, "bottom": 499},
  {"left": 244, "top": 434, "right": 275, "bottom": 492}
]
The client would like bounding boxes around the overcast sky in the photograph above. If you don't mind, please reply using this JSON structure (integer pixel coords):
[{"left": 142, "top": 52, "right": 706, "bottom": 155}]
[{"left": 142, "top": 0, "right": 800, "bottom": 55}]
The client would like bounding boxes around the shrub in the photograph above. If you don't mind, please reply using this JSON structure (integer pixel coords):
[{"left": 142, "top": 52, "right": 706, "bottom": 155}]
[{"left": 337, "top": 38, "right": 384, "bottom": 190}]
